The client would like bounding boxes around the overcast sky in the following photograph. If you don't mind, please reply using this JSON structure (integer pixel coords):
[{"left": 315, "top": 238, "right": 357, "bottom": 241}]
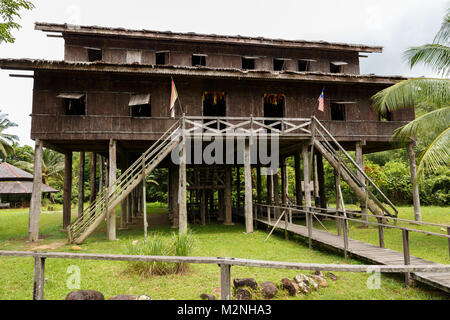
[{"left": 0, "top": 0, "right": 448, "bottom": 146}]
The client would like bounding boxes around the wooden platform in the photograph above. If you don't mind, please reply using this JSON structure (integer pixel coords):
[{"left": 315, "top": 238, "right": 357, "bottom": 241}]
[{"left": 257, "top": 218, "right": 450, "bottom": 294}]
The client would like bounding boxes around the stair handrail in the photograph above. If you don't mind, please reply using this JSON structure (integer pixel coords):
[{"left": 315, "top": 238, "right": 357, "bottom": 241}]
[{"left": 311, "top": 116, "right": 398, "bottom": 216}]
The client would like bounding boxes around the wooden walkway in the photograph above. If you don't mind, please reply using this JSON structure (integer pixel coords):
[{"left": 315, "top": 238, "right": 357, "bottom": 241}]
[{"left": 257, "top": 218, "right": 450, "bottom": 294}]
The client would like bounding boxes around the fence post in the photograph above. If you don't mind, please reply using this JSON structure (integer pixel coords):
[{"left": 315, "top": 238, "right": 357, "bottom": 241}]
[
  {"left": 402, "top": 229, "right": 411, "bottom": 286},
  {"left": 342, "top": 213, "right": 349, "bottom": 260},
  {"left": 307, "top": 210, "right": 312, "bottom": 250},
  {"left": 289, "top": 208, "right": 292, "bottom": 224},
  {"left": 285, "top": 207, "right": 288, "bottom": 240},
  {"left": 377, "top": 217, "right": 385, "bottom": 248},
  {"left": 33, "top": 256, "right": 46, "bottom": 300},
  {"left": 220, "top": 264, "right": 231, "bottom": 300},
  {"left": 267, "top": 206, "right": 271, "bottom": 224},
  {"left": 447, "top": 227, "right": 450, "bottom": 260}
]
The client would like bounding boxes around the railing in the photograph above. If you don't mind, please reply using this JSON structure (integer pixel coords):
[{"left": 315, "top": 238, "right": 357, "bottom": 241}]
[
  {"left": 311, "top": 116, "right": 398, "bottom": 217},
  {"left": 68, "top": 119, "right": 182, "bottom": 242},
  {"left": 2, "top": 250, "right": 450, "bottom": 300},
  {"left": 254, "top": 202, "right": 450, "bottom": 284}
]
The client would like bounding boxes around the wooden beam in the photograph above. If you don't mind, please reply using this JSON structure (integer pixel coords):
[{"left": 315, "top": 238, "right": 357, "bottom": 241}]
[
  {"left": 200, "top": 190, "right": 206, "bottom": 225},
  {"left": 220, "top": 264, "right": 231, "bottom": 300},
  {"left": 316, "top": 152, "right": 327, "bottom": 209},
  {"left": 107, "top": 139, "right": 117, "bottom": 240},
  {"left": 172, "top": 165, "right": 179, "bottom": 228},
  {"left": 89, "top": 152, "right": 96, "bottom": 205},
  {"left": 32, "top": 256, "right": 45, "bottom": 300},
  {"left": 119, "top": 152, "right": 128, "bottom": 230},
  {"left": 356, "top": 142, "right": 368, "bottom": 227},
  {"left": 29, "top": 140, "right": 43, "bottom": 242},
  {"left": 78, "top": 152, "right": 85, "bottom": 218},
  {"left": 224, "top": 165, "right": 233, "bottom": 225},
  {"left": 244, "top": 140, "right": 253, "bottom": 233},
  {"left": 63, "top": 152, "right": 72, "bottom": 230},
  {"left": 179, "top": 120, "right": 187, "bottom": 234},
  {"left": 302, "top": 144, "right": 312, "bottom": 208}
]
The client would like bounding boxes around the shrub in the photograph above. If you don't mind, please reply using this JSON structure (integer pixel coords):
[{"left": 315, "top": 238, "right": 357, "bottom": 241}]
[{"left": 125, "top": 230, "right": 195, "bottom": 276}]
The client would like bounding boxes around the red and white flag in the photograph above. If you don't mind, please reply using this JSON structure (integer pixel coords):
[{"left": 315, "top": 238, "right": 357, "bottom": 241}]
[
  {"left": 169, "top": 79, "right": 178, "bottom": 118},
  {"left": 318, "top": 88, "right": 325, "bottom": 112}
]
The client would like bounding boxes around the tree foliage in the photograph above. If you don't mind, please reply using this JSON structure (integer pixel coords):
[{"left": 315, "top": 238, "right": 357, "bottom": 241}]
[{"left": 0, "top": 0, "right": 34, "bottom": 43}]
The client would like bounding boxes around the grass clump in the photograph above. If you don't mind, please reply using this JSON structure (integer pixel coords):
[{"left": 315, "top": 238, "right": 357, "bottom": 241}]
[{"left": 125, "top": 230, "right": 195, "bottom": 276}]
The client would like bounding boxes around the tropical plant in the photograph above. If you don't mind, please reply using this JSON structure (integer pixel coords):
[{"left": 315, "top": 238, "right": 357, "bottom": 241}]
[
  {"left": 0, "top": 0, "right": 34, "bottom": 43},
  {"left": 372, "top": 8, "right": 450, "bottom": 181},
  {"left": 0, "top": 111, "right": 19, "bottom": 158},
  {"left": 15, "top": 148, "right": 64, "bottom": 202}
]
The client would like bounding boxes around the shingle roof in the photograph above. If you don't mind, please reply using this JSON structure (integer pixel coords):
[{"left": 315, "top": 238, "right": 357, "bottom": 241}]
[
  {"left": 0, "top": 162, "right": 33, "bottom": 181},
  {"left": 0, "top": 181, "right": 58, "bottom": 194}
]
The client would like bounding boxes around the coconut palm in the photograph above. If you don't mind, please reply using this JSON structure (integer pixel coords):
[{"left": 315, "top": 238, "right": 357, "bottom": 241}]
[
  {"left": 372, "top": 8, "right": 450, "bottom": 180},
  {"left": 15, "top": 148, "right": 65, "bottom": 203},
  {"left": 0, "top": 111, "right": 19, "bottom": 158}
]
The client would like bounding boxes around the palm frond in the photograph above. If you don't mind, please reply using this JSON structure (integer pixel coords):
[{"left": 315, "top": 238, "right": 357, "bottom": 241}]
[
  {"left": 392, "top": 106, "right": 450, "bottom": 142},
  {"left": 434, "top": 8, "right": 450, "bottom": 45},
  {"left": 404, "top": 44, "right": 450, "bottom": 77},
  {"left": 372, "top": 78, "right": 450, "bottom": 115},
  {"left": 416, "top": 127, "right": 450, "bottom": 180}
]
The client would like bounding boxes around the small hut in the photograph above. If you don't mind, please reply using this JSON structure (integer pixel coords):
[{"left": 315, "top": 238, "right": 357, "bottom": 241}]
[{"left": 0, "top": 162, "right": 58, "bottom": 208}]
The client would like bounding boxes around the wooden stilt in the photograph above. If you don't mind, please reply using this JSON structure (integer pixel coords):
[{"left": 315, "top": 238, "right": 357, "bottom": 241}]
[
  {"left": 302, "top": 144, "right": 312, "bottom": 209},
  {"left": 294, "top": 151, "right": 303, "bottom": 207},
  {"left": 235, "top": 166, "right": 241, "bottom": 216},
  {"left": 172, "top": 166, "right": 179, "bottom": 228},
  {"left": 356, "top": 142, "right": 368, "bottom": 227},
  {"left": 107, "top": 139, "right": 117, "bottom": 241},
  {"left": 89, "top": 152, "right": 96, "bottom": 205},
  {"left": 334, "top": 170, "right": 342, "bottom": 236},
  {"left": 142, "top": 157, "right": 148, "bottom": 242},
  {"left": 273, "top": 169, "right": 280, "bottom": 218},
  {"left": 224, "top": 165, "right": 233, "bottom": 225},
  {"left": 281, "top": 157, "right": 288, "bottom": 206},
  {"left": 244, "top": 140, "right": 253, "bottom": 233},
  {"left": 78, "top": 152, "right": 85, "bottom": 218},
  {"left": 120, "top": 152, "right": 128, "bottom": 230},
  {"left": 179, "top": 117, "right": 187, "bottom": 234},
  {"left": 63, "top": 152, "right": 72, "bottom": 230},
  {"left": 200, "top": 190, "right": 206, "bottom": 225},
  {"left": 29, "top": 140, "right": 43, "bottom": 242},
  {"left": 98, "top": 154, "right": 103, "bottom": 199},
  {"left": 256, "top": 166, "right": 262, "bottom": 215}
]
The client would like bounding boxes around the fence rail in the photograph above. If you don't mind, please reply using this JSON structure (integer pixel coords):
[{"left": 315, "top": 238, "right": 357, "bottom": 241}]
[{"left": 1, "top": 250, "right": 450, "bottom": 300}]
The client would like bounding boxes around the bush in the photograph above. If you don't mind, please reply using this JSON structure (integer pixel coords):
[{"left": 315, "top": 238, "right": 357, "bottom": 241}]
[{"left": 125, "top": 230, "right": 195, "bottom": 276}]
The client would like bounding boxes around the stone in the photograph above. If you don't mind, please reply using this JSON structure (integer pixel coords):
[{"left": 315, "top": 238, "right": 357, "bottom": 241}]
[
  {"left": 138, "top": 295, "right": 152, "bottom": 300},
  {"left": 65, "top": 290, "right": 104, "bottom": 300},
  {"left": 212, "top": 287, "right": 221, "bottom": 299},
  {"left": 109, "top": 294, "right": 137, "bottom": 300},
  {"left": 310, "top": 275, "right": 328, "bottom": 288},
  {"left": 260, "top": 281, "right": 278, "bottom": 299},
  {"left": 327, "top": 272, "right": 338, "bottom": 281},
  {"left": 233, "top": 278, "right": 258, "bottom": 290},
  {"left": 308, "top": 278, "right": 319, "bottom": 291},
  {"left": 296, "top": 281, "right": 310, "bottom": 294},
  {"left": 294, "top": 274, "right": 310, "bottom": 286},
  {"left": 71, "top": 246, "right": 82, "bottom": 251},
  {"left": 313, "top": 270, "right": 324, "bottom": 277},
  {"left": 235, "top": 289, "right": 251, "bottom": 300},
  {"left": 200, "top": 293, "right": 216, "bottom": 300},
  {"left": 281, "top": 278, "right": 297, "bottom": 296}
]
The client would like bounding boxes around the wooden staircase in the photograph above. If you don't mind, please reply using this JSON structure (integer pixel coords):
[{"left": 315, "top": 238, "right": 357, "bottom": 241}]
[
  {"left": 68, "top": 120, "right": 182, "bottom": 244},
  {"left": 311, "top": 116, "right": 398, "bottom": 218}
]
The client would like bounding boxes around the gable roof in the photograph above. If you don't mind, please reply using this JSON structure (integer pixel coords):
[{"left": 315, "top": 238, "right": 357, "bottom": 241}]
[{"left": 35, "top": 22, "right": 383, "bottom": 53}]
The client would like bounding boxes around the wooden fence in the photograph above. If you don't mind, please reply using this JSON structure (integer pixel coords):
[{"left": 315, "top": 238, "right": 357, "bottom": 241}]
[{"left": 1, "top": 250, "right": 450, "bottom": 300}]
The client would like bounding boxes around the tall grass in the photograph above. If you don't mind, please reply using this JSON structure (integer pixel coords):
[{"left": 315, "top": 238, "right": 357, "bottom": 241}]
[{"left": 125, "top": 230, "right": 195, "bottom": 276}]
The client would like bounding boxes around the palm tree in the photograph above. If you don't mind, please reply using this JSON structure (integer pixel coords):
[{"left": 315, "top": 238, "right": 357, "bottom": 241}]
[
  {"left": 372, "top": 8, "right": 450, "bottom": 180},
  {"left": 15, "top": 148, "right": 65, "bottom": 203},
  {"left": 0, "top": 111, "right": 19, "bottom": 158}
]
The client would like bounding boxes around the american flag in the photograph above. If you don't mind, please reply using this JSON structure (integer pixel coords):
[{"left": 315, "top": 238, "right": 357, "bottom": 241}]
[{"left": 318, "top": 88, "right": 325, "bottom": 112}]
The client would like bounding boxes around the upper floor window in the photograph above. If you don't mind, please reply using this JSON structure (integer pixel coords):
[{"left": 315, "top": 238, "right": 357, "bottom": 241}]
[
  {"left": 129, "top": 94, "right": 151, "bottom": 117},
  {"left": 242, "top": 57, "right": 257, "bottom": 70},
  {"left": 192, "top": 54, "right": 207, "bottom": 66},
  {"left": 330, "top": 61, "right": 347, "bottom": 73},
  {"left": 57, "top": 93, "right": 86, "bottom": 116},
  {"left": 87, "top": 48, "right": 102, "bottom": 62},
  {"left": 330, "top": 103, "right": 345, "bottom": 121},
  {"left": 273, "top": 58, "right": 289, "bottom": 71},
  {"left": 156, "top": 51, "right": 169, "bottom": 65},
  {"left": 298, "top": 59, "right": 315, "bottom": 72}
]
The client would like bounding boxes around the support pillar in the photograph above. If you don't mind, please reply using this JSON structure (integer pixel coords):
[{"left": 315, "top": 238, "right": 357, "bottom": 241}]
[
  {"left": 294, "top": 151, "right": 303, "bottom": 207},
  {"left": 244, "top": 140, "right": 253, "bottom": 233},
  {"left": 224, "top": 165, "right": 233, "bottom": 225},
  {"left": 356, "top": 142, "right": 368, "bottom": 227},
  {"left": 78, "top": 152, "right": 85, "bottom": 217},
  {"left": 302, "top": 144, "right": 312, "bottom": 209},
  {"left": 235, "top": 166, "right": 241, "bottom": 215},
  {"left": 89, "top": 152, "right": 96, "bottom": 205},
  {"left": 281, "top": 157, "right": 288, "bottom": 206},
  {"left": 407, "top": 141, "right": 422, "bottom": 222},
  {"left": 316, "top": 152, "right": 327, "bottom": 210},
  {"left": 273, "top": 169, "right": 280, "bottom": 218},
  {"left": 200, "top": 190, "right": 206, "bottom": 225},
  {"left": 178, "top": 120, "right": 187, "bottom": 234},
  {"left": 29, "top": 139, "right": 43, "bottom": 242},
  {"left": 256, "top": 166, "right": 262, "bottom": 216},
  {"left": 63, "top": 152, "right": 72, "bottom": 230},
  {"left": 172, "top": 166, "right": 180, "bottom": 228},
  {"left": 107, "top": 139, "right": 117, "bottom": 240},
  {"left": 120, "top": 152, "right": 128, "bottom": 229}
]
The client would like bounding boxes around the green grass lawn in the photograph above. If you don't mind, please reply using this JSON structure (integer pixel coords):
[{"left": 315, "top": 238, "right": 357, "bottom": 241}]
[{"left": 0, "top": 204, "right": 448, "bottom": 300}]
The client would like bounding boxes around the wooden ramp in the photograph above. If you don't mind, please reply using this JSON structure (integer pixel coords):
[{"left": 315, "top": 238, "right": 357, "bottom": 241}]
[{"left": 257, "top": 218, "right": 450, "bottom": 293}]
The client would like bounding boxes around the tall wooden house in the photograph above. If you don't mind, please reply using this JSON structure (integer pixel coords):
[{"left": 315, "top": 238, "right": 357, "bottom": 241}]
[{"left": 0, "top": 23, "right": 415, "bottom": 243}]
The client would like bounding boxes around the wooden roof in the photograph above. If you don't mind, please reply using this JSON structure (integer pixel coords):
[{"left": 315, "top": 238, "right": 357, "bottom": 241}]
[
  {"left": 0, "top": 162, "right": 33, "bottom": 181},
  {"left": 0, "top": 181, "right": 58, "bottom": 194},
  {"left": 35, "top": 22, "right": 383, "bottom": 53},
  {"left": 0, "top": 58, "right": 406, "bottom": 85}
]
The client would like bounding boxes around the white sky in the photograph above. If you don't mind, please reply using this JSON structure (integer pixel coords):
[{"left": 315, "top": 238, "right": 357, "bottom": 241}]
[{"left": 0, "top": 0, "right": 448, "bottom": 146}]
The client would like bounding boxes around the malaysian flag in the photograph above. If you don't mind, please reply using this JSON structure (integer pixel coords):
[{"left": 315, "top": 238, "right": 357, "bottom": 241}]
[
  {"left": 169, "top": 79, "right": 178, "bottom": 118},
  {"left": 318, "top": 88, "right": 325, "bottom": 112}
]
